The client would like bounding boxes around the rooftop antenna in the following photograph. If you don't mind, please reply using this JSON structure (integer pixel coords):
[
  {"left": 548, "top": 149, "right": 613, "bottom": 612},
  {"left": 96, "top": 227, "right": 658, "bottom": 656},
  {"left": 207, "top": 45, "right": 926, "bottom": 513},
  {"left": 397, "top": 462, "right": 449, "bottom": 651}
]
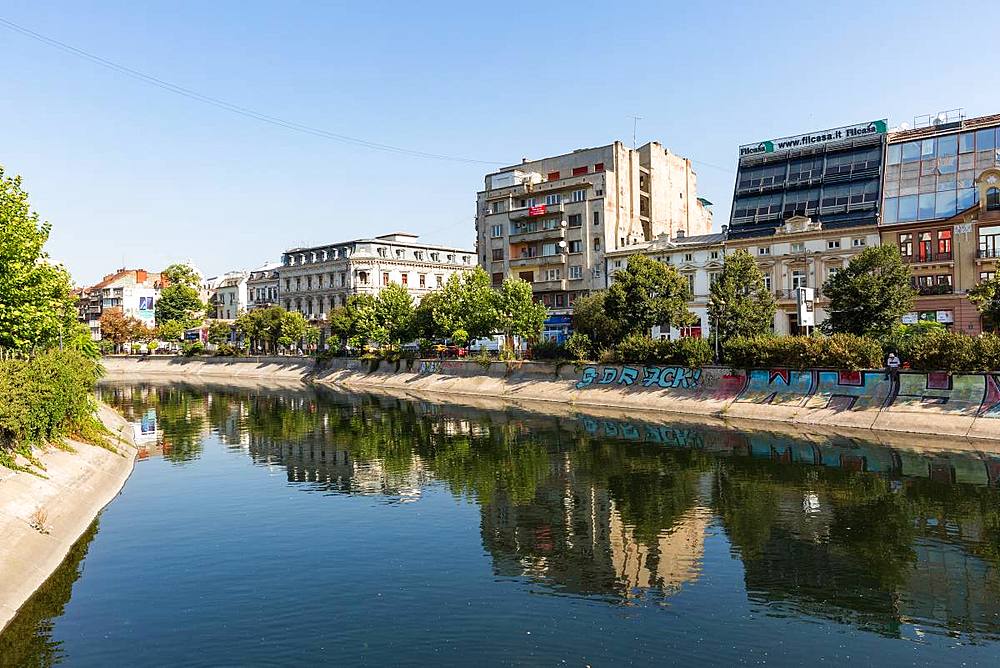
[{"left": 631, "top": 115, "right": 643, "bottom": 150}]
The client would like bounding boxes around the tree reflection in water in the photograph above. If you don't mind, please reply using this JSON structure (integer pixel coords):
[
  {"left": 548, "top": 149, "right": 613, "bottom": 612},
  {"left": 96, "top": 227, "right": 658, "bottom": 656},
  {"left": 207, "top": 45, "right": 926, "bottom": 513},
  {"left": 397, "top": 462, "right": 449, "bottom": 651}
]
[{"left": 99, "top": 381, "right": 1000, "bottom": 639}]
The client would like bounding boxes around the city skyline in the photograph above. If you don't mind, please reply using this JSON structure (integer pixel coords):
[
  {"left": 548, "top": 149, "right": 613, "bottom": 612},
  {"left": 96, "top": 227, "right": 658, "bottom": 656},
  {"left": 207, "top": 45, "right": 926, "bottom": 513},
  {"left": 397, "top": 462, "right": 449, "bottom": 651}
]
[{"left": 2, "top": 0, "right": 997, "bottom": 284}]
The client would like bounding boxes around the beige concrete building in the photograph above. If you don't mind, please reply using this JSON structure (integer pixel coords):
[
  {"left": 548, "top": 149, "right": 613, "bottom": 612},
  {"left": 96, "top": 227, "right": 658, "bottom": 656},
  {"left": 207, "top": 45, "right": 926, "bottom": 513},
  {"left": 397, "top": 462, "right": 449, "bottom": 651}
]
[
  {"left": 476, "top": 141, "right": 713, "bottom": 331},
  {"left": 278, "top": 232, "right": 475, "bottom": 333},
  {"left": 605, "top": 217, "right": 881, "bottom": 336},
  {"left": 76, "top": 268, "right": 165, "bottom": 340}
]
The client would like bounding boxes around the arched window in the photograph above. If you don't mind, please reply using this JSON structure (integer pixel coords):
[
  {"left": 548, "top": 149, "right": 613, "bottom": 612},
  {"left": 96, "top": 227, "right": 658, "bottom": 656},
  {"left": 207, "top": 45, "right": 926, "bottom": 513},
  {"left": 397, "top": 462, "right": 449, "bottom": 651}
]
[{"left": 988, "top": 187, "right": 1000, "bottom": 211}]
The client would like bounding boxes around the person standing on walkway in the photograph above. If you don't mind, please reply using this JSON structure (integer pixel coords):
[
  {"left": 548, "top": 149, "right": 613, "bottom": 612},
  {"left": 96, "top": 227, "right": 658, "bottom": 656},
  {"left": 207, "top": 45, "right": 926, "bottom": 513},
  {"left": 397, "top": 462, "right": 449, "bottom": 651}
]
[{"left": 885, "top": 352, "right": 901, "bottom": 381}]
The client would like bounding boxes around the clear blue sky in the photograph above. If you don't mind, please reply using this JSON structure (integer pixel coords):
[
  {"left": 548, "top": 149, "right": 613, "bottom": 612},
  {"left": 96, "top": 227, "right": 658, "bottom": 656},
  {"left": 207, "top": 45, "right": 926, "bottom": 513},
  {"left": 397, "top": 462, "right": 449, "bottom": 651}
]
[{"left": 2, "top": 0, "right": 996, "bottom": 285}]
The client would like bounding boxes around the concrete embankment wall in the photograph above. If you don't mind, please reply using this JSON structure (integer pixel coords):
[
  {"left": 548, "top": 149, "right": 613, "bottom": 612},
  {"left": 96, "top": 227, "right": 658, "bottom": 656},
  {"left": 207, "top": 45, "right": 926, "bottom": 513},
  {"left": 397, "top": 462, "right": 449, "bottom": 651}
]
[
  {"left": 101, "top": 356, "right": 1000, "bottom": 440},
  {"left": 0, "top": 404, "right": 137, "bottom": 633}
]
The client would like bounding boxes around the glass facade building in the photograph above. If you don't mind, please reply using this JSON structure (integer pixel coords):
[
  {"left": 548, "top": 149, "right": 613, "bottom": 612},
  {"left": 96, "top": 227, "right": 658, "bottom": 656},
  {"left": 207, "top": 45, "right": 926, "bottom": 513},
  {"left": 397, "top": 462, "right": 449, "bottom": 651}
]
[
  {"left": 882, "top": 125, "right": 1000, "bottom": 225},
  {"left": 729, "top": 122, "right": 886, "bottom": 239}
]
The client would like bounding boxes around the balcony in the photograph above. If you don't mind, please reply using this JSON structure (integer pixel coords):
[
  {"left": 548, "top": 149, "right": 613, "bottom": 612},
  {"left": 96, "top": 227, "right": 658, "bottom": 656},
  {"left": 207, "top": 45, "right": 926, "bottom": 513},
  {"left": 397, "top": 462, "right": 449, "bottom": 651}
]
[
  {"left": 903, "top": 252, "right": 953, "bottom": 264},
  {"left": 509, "top": 227, "right": 566, "bottom": 243},
  {"left": 509, "top": 203, "right": 564, "bottom": 220},
  {"left": 533, "top": 279, "right": 566, "bottom": 292},
  {"left": 774, "top": 288, "right": 822, "bottom": 301},
  {"left": 978, "top": 248, "right": 1000, "bottom": 259},
  {"left": 916, "top": 284, "right": 954, "bottom": 296},
  {"left": 510, "top": 253, "right": 566, "bottom": 268}
]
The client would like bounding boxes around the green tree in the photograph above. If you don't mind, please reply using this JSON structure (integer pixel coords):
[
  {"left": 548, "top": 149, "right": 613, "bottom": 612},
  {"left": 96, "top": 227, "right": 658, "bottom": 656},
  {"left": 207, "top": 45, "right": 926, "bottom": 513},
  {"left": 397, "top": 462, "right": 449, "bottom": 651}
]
[
  {"left": 207, "top": 321, "right": 232, "bottom": 346},
  {"left": 344, "top": 294, "right": 381, "bottom": 348},
  {"left": 433, "top": 267, "right": 497, "bottom": 341},
  {"left": 155, "top": 320, "right": 186, "bottom": 344},
  {"left": 155, "top": 283, "right": 204, "bottom": 328},
  {"left": 708, "top": 249, "right": 776, "bottom": 354},
  {"left": 821, "top": 245, "right": 914, "bottom": 338},
  {"left": 161, "top": 263, "right": 201, "bottom": 288},
  {"left": 969, "top": 275, "right": 1000, "bottom": 331},
  {"left": 326, "top": 306, "right": 353, "bottom": 348},
  {"left": 279, "top": 310, "right": 310, "bottom": 350},
  {"left": 495, "top": 278, "right": 546, "bottom": 350},
  {"left": 412, "top": 291, "right": 446, "bottom": 341},
  {"left": 570, "top": 291, "right": 620, "bottom": 353},
  {"left": 0, "top": 167, "right": 77, "bottom": 351},
  {"left": 100, "top": 310, "right": 141, "bottom": 352},
  {"left": 374, "top": 283, "right": 415, "bottom": 345},
  {"left": 605, "top": 254, "right": 693, "bottom": 337}
]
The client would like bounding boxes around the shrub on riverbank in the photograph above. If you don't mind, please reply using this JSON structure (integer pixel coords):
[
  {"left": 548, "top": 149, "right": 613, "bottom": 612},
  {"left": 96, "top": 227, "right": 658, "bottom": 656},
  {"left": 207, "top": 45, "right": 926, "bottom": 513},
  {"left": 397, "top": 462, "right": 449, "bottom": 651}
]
[
  {"left": 613, "top": 334, "right": 713, "bottom": 367},
  {"left": 0, "top": 349, "right": 109, "bottom": 471},
  {"left": 724, "top": 334, "right": 882, "bottom": 371}
]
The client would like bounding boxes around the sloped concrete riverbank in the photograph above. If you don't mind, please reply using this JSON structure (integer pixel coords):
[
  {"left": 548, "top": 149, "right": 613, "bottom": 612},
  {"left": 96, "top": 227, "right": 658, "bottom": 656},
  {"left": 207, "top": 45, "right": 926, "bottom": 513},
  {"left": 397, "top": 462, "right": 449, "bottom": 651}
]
[
  {"left": 101, "top": 355, "right": 1000, "bottom": 441},
  {"left": 0, "top": 404, "right": 137, "bottom": 632}
]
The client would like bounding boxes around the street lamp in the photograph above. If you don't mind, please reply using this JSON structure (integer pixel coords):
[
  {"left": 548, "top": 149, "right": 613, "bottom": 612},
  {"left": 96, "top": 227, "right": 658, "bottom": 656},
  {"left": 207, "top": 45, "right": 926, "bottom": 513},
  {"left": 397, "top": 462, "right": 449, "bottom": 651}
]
[{"left": 714, "top": 299, "right": 726, "bottom": 364}]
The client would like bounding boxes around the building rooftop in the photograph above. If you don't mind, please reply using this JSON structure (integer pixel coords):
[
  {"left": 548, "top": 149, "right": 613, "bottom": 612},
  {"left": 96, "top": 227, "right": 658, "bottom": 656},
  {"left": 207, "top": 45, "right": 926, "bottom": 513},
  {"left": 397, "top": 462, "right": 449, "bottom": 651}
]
[
  {"left": 888, "top": 113, "right": 1000, "bottom": 142},
  {"left": 284, "top": 233, "right": 474, "bottom": 255}
]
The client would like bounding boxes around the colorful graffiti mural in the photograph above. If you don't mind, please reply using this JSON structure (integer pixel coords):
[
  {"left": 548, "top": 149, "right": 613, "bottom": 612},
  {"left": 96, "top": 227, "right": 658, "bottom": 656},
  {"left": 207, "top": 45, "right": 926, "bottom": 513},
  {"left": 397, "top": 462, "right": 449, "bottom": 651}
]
[{"left": 575, "top": 366, "right": 702, "bottom": 390}]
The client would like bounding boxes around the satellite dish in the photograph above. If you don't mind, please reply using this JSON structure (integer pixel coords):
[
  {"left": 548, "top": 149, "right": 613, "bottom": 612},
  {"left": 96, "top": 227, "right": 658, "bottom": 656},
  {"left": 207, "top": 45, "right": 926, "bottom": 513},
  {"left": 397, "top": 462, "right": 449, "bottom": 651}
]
[
  {"left": 899, "top": 122, "right": 911, "bottom": 131},
  {"left": 937, "top": 112, "right": 948, "bottom": 124}
]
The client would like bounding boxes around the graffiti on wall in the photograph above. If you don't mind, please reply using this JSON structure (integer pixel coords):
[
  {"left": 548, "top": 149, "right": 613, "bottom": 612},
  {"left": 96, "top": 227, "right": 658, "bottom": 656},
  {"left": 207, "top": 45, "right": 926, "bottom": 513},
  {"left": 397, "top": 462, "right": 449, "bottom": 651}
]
[{"left": 575, "top": 365, "right": 702, "bottom": 390}]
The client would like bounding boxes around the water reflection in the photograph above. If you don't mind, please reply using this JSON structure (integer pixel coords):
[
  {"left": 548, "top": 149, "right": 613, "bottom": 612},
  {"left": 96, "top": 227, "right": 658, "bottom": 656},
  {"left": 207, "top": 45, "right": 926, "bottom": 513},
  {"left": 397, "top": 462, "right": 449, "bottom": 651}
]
[{"left": 98, "top": 381, "right": 1000, "bottom": 641}]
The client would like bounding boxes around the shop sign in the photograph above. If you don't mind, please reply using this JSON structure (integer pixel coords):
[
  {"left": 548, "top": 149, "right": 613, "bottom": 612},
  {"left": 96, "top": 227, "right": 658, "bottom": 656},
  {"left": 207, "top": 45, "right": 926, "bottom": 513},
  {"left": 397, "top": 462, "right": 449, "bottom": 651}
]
[{"left": 739, "top": 120, "right": 887, "bottom": 157}]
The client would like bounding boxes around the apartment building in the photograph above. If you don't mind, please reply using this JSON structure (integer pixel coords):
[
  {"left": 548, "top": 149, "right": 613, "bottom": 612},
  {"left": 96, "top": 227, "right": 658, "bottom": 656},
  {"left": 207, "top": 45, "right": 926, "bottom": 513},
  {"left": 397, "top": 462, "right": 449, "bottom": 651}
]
[
  {"left": 247, "top": 264, "right": 281, "bottom": 311},
  {"left": 213, "top": 271, "right": 250, "bottom": 320},
  {"left": 476, "top": 141, "right": 713, "bottom": 335},
  {"left": 77, "top": 268, "right": 164, "bottom": 340},
  {"left": 880, "top": 111, "right": 1000, "bottom": 333},
  {"left": 278, "top": 232, "right": 475, "bottom": 334},
  {"left": 605, "top": 217, "right": 880, "bottom": 336}
]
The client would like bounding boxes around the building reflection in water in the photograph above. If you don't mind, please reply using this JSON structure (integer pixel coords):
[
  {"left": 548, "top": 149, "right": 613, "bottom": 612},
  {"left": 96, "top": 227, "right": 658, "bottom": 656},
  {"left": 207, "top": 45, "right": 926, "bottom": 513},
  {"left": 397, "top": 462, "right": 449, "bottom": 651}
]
[{"left": 100, "top": 381, "right": 1000, "bottom": 640}]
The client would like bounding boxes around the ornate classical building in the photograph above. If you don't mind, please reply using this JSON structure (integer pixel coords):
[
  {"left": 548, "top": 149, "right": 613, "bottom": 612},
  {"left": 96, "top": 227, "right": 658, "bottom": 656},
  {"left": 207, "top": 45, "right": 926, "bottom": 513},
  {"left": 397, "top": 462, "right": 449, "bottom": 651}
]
[{"left": 277, "top": 232, "right": 475, "bottom": 333}]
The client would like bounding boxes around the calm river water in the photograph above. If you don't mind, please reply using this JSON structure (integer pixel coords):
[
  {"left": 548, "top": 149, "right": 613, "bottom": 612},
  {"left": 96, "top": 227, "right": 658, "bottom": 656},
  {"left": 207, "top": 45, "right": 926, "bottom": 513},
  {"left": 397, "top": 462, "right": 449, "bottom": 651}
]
[{"left": 4, "top": 380, "right": 1000, "bottom": 666}]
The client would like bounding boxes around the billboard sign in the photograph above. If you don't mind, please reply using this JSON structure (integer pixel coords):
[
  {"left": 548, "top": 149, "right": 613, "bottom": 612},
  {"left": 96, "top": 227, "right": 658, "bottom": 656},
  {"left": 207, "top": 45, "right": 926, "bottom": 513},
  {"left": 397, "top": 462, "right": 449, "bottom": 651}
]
[
  {"left": 796, "top": 287, "right": 815, "bottom": 327},
  {"left": 739, "top": 120, "right": 887, "bottom": 157}
]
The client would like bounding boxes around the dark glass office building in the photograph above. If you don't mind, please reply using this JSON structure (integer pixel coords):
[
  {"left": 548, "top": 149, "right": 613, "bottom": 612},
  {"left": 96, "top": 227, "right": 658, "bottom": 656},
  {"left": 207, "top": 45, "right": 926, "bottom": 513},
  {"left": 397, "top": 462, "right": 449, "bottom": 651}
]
[{"left": 729, "top": 120, "right": 887, "bottom": 238}]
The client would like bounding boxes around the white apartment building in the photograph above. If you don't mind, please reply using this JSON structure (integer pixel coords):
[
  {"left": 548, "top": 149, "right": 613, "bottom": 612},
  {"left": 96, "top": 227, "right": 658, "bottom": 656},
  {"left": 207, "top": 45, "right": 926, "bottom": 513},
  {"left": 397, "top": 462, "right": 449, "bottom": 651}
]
[
  {"left": 476, "top": 141, "right": 714, "bottom": 330},
  {"left": 247, "top": 263, "right": 281, "bottom": 311},
  {"left": 213, "top": 271, "right": 250, "bottom": 320},
  {"left": 278, "top": 232, "right": 475, "bottom": 333},
  {"left": 605, "top": 217, "right": 882, "bottom": 336}
]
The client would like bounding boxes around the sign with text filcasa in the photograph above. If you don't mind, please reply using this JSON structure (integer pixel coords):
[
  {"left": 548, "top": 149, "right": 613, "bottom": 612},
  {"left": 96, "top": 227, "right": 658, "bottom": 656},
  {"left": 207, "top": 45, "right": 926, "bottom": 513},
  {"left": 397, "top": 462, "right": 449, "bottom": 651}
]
[{"left": 739, "top": 120, "right": 888, "bottom": 157}]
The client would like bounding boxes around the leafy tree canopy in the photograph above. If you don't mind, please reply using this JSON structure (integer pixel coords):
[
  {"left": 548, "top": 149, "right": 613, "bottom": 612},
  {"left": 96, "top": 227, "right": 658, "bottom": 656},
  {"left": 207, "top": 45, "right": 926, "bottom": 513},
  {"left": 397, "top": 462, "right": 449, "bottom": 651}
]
[
  {"left": 155, "top": 283, "right": 204, "bottom": 328},
  {"left": 821, "top": 245, "right": 914, "bottom": 338},
  {"left": 605, "top": 254, "right": 693, "bottom": 336},
  {"left": 433, "top": 267, "right": 497, "bottom": 341},
  {"left": 969, "top": 275, "right": 1000, "bottom": 331},
  {"left": 571, "top": 291, "right": 620, "bottom": 351},
  {"left": 0, "top": 166, "right": 77, "bottom": 351},
  {"left": 709, "top": 249, "right": 776, "bottom": 349},
  {"left": 495, "top": 278, "right": 546, "bottom": 344},
  {"left": 162, "top": 263, "right": 201, "bottom": 288}
]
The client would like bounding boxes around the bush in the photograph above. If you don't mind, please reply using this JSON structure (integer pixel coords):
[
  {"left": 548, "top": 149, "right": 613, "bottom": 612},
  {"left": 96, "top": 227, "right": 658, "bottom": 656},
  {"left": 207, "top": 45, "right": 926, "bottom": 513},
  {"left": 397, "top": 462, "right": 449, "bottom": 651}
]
[
  {"left": 530, "top": 339, "right": 567, "bottom": 361},
  {"left": 597, "top": 347, "right": 620, "bottom": 364},
  {"left": 974, "top": 334, "right": 1000, "bottom": 372},
  {"left": 215, "top": 343, "right": 240, "bottom": 357},
  {"left": 656, "top": 337, "right": 713, "bottom": 368},
  {"left": 906, "top": 329, "right": 975, "bottom": 372},
  {"left": 616, "top": 334, "right": 657, "bottom": 364},
  {"left": 565, "top": 332, "right": 593, "bottom": 361},
  {"left": 0, "top": 349, "right": 106, "bottom": 470},
  {"left": 724, "top": 334, "right": 881, "bottom": 370},
  {"left": 182, "top": 341, "right": 205, "bottom": 357}
]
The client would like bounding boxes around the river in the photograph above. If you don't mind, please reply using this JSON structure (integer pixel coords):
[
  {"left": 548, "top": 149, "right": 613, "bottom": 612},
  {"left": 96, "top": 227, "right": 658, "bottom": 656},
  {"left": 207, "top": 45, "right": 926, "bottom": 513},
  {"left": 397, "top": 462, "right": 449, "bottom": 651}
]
[{"left": 3, "top": 380, "right": 1000, "bottom": 666}]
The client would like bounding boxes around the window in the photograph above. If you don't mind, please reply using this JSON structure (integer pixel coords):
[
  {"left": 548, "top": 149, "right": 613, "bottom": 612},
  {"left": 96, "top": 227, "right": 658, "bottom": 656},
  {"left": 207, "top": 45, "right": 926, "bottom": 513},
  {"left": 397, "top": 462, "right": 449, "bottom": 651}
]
[
  {"left": 791, "top": 270, "right": 807, "bottom": 289},
  {"left": 491, "top": 272, "right": 504, "bottom": 287},
  {"left": 982, "top": 271, "right": 996, "bottom": 283},
  {"left": 684, "top": 252, "right": 693, "bottom": 262},
  {"left": 491, "top": 225, "right": 503, "bottom": 238},
  {"left": 757, "top": 246, "right": 771, "bottom": 256},
  {"left": 709, "top": 272, "right": 721, "bottom": 286},
  {"left": 593, "top": 238, "right": 601, "bottom": 251},
  {"left": 358, "top": 271, "right": 369, "bottom": 285},
  {"left": 960, "top": 132, "right": 976, "bottom": 153},
  {"left": 544, "top": 268, "right": 561, "bottom": 281},
  {"left": 710, "top": 250, "right": 719, "bottom": 259},
  {"left": 462, "top": 255, "right": 471, "bottom": 264},
  {"left": 571, "top": 189, "right": 586, "bottom": 203},
  {"left": 569, "top": 265, "right": 583, "bottom": 279},
  {"left": 401, "top": 273, "right": 409, "bottom": 286},
  {"left": 419, "top": 274, "right": 426, "bottom": 288},
  {"left": 614, "top": 260, "right": 622, "bottom": 269},
  {"left": 988, "top": 187, "right": 1000, "bottom": 211},
  {"left": 547, "top": 171, "right": 560, "bottom": 181},
  {"left": 685, "top": 274, "right": 695, "bottom": 293},
  {"left": 593, "top": 211, "right": 600, "bottom": 226},
  {"left": 898, "top": 195, "right": 918, "bottom": 222},
  {"left": 285, "top": 278, "right": 290, "bottom": 291},
  {"left": 762, "top": 274, "right": 772, "bottom": 291},
  {"left": 918, "top": 193, "right": 936, "bottom": 220},
  {"left": 436, "top": 275, "right": 443, "bottom": 287},
  {"left": 492, "top": 248, "right": 504, "bottom": 261},
  {"left": 790, "top": 242, "right": 805, "bottom": 253},
  {"left": 569, "top": 240, "right": 582, "bottom": 253},
  {"left": 573, "top": 166, "right": 588, "bottom": 176},
  {"left": 899, "top": 233, "right": 913, "bottom": 257},
  {"left": 917, "top": 232, "right": 932, "bottom": 261},
  {"left": 594, "top": 162, "right": 604, "bottom": 172},
  {"left": 489, "top": 201, "right": 504, "bottom": 214},
  {"left": 377, "top": 247, "right": 387, "bottom": 258},
  {"left": 542, "top": 242, "right": 557, "bottom": 256},
  {"left": 852, "top": 237, "right": 867, "bottom": 247},
  {"left": 545, "top": 193, "right": 561, "bottom": 206},
  {"left": 568, "top": 213, "right": 582, "bottom": 227},
  {"left": 542, "top": 217, "right": 560, "bottom": 230},
  {"left": 555, "top": 294, "right": 566, "bottom": 308},
  {"left": 395, "top": 249, "right": 405, "bottom": 259},
  {"left": 382, "top": 272, "right": 390, "bottom": 286},
  {"left": 938, "top": 229, "right": 953, "bottom": 257},
  {"left": 827, "top": 240, "right": 841, "bottom": 250},
  {"left": 430, "top": 252, "right": 440, "bottom": 262},
  {"left": 306, "top": 276, "right": 312, "bottom": 289}
]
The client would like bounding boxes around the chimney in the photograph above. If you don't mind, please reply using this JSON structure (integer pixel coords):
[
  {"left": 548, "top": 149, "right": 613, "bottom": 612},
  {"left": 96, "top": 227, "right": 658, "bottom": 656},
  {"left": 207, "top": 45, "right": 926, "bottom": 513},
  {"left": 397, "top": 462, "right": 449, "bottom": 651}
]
[
  {"left": 721, "top": 224, "right": 729, "bottom": 234},
  {"left": 676, "top": 229, "right": 686, "bottom": 239},
  {"left": 136, "top": 269, "right": 148, "bottom": 283}
]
